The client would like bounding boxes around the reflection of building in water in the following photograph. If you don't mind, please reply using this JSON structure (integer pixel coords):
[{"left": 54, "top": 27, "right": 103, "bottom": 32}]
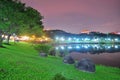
[{"left": 55, "top": 44, "right": 120, "bottom": 54}]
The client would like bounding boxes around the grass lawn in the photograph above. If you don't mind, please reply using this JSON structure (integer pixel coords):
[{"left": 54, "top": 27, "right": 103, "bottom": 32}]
[{"left": 0, "top": 42, "right": 120, "bottom": 80}]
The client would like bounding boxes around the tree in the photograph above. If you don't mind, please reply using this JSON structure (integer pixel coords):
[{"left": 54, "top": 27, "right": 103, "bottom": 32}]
[
  {"left": 0, "top": 0, "right": 25, "bottom": 44},
  {"left": 0, "top": 0, "right": 44, "bottom": 45},
  {"left": 19, "top": 7, "right": 44, "bottom": 37}
]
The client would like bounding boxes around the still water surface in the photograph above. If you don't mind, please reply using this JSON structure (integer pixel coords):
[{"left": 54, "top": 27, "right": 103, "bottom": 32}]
[{"left": 55, "top": 44, "right": 120, "bottom": 67}]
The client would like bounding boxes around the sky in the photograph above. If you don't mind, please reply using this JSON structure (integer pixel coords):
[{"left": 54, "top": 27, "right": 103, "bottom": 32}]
[{"left": 21, "top": 0, "right": 120, "bottom": 33}]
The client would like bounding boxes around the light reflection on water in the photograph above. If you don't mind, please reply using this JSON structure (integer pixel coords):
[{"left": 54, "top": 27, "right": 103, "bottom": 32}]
[
  {"left": 55, "top": 44, "right": 120, "bottom": 54},
  {"left": 55, "top": 44, "right": 120, "bottom": 67}
]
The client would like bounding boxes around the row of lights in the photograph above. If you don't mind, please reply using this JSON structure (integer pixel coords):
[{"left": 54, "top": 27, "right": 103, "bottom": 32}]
[
  {"left": 19, "top": 35, "right": 51, "bottom": 42},
  {"left": 2, "top": 35, "right": 51, "bottom": 42},
  {"left": 55, "top": 37, "right": 119, "bottom": 42},
  {"left": 56, "top": 45, "right": 120, "bottom": 50}
]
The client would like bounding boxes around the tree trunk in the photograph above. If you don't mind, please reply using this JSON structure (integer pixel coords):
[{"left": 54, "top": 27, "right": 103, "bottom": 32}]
[
  {"left": 6, "top": 34, "right": 11, "bottom": 44},
  {"left": 0, "top": 35, "right": 3, "bottom": 47}
]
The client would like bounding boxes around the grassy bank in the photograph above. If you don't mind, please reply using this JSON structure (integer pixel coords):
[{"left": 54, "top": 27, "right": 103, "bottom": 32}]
[{"left": 0, "top": 42, "right": 120, "bottom": 80}]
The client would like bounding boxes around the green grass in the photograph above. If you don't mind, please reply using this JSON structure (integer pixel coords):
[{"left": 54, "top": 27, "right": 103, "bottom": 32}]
[{"left": 0, "top": 42, "right": 120, "bottom": 80}]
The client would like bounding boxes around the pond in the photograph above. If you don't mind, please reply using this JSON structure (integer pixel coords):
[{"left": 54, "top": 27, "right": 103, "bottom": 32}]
[{"left": 55, "top": 44, "right": 120, "bottom": 67}]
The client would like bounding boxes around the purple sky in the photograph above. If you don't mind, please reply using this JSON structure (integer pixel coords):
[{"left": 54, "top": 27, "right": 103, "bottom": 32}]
[{"left": 21, "top": 0, "right": 120, "bottom": 33}]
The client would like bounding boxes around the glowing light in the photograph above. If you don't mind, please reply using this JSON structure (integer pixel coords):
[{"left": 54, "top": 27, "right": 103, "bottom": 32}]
[
  {"left": 107, "top": 38, "right": 111, "bottom": 41},
  {"left": 61, "top": 46, "right": 65, "bottom": 50},
  {"left": 42, "top": 36, "right": 46, "bottom": 38},
  {"left": 73, "top": 37, "right": 76, "bottom": 40},
  {"left": 60, "top": 37, "right": 65, "bottom": 41},
  {"left": 115, "top": 38, "right": 118, "bottom": 41},
  {"left": 81, "top": 38, "right": 83, "bottom": 40},
  {"left": 115, "top": 45, "right": 118, "bottom": 49},
  {"left": 55, "top": 37, "right": 59, "bottom": 40},
  {"left": 32, "top": 35, "right": 35, "bottom": 38},
  {"left": 76, "top": 45, "right": 80, "bottom": 49},
  {"left": 76, "top": 39, "right": 79, "bottom": 41},
  {"left": 84, "top": 45, "right": 88, "bottom": 49},
  {"left": 20, "top": 36, "right": 30, "bottom": 41},
  {"left": 68, "top": 38, "right": 72, "bottom": 41},
  {"left": 93, "top": 38, "right": 99, "bottom": 42},
  {"left": 85, "top": 38, "right": 90, "bottom": 41},
  {"left": 40, "top": 39, "right": 43, "bottom": 42},
  {"left": 94, "top": 45, "right": 99, "bottom": 49},
  {"left": 68, "top": 46, "right": 72, "bottom": 49},
  {"left": 2, "top": 35, "right": 4, "bottom": 38},
  {"left": 2, "top": 35, "right": 8, "bottom": 39},
  {"left": 45, "top": 38, "right": 48, "bottom": 41},
  {"left": 107, "top": 46, "right": 111, "bottom": 49},
  {"left": 55, "top": 47, "right": 59, "bottom": 50}
]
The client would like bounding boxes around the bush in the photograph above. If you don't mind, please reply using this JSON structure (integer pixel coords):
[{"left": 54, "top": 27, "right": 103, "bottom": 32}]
[
  {"left": 0, "top": 68, "right": 8, "bottom": 79},
  {"left": 52, "top": 73, "right": 73, "bottom": 80},
  {"left": 34, "top": 44, "right": 52, "bottom": 54},
  {"left": 49, "top": 48, "right": 56, "bottom": 56}
]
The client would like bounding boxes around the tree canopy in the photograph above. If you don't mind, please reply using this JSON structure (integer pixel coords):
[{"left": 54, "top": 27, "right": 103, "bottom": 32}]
[{"left": 0, "top": 0, "right": 44, "bottom": 46}]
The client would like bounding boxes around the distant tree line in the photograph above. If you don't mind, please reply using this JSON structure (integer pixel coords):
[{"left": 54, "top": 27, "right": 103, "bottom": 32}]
[
  {"left": 0, "top": 0, "right": 44, "bottom": 47},
  {"left": 44, "top": 30, "right": 120, "bottom": 43}
]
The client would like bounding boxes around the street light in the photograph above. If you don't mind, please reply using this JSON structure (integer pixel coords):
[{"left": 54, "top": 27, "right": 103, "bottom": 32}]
[
  {"left": 55, "top": 37, "right": 59, "bottom": 40},
  {"left": 60, "top": 37, "right": 65, "bottom": 41}
]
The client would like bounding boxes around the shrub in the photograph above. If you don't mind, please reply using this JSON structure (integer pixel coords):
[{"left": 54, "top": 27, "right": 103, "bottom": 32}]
[
  {"left": 52, "top": 73, "right": 73, "bottom": 80},
  {"left": 49, "top": 48, "right": 56, "bottom": 56},
  {"left": 0, "top": 68, "right": 8, "bottom": 79},
  {"left": 34, "top": 44, "right": 52, "bottom": 54}
]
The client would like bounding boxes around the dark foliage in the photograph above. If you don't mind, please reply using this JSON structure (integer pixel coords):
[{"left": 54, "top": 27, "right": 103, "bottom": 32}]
[
  {"left": 52, "top": 73, "right": 73, "bottom": 80},
  {"left": 34, "top": 44, "right": 52, "bottom": 54}
]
